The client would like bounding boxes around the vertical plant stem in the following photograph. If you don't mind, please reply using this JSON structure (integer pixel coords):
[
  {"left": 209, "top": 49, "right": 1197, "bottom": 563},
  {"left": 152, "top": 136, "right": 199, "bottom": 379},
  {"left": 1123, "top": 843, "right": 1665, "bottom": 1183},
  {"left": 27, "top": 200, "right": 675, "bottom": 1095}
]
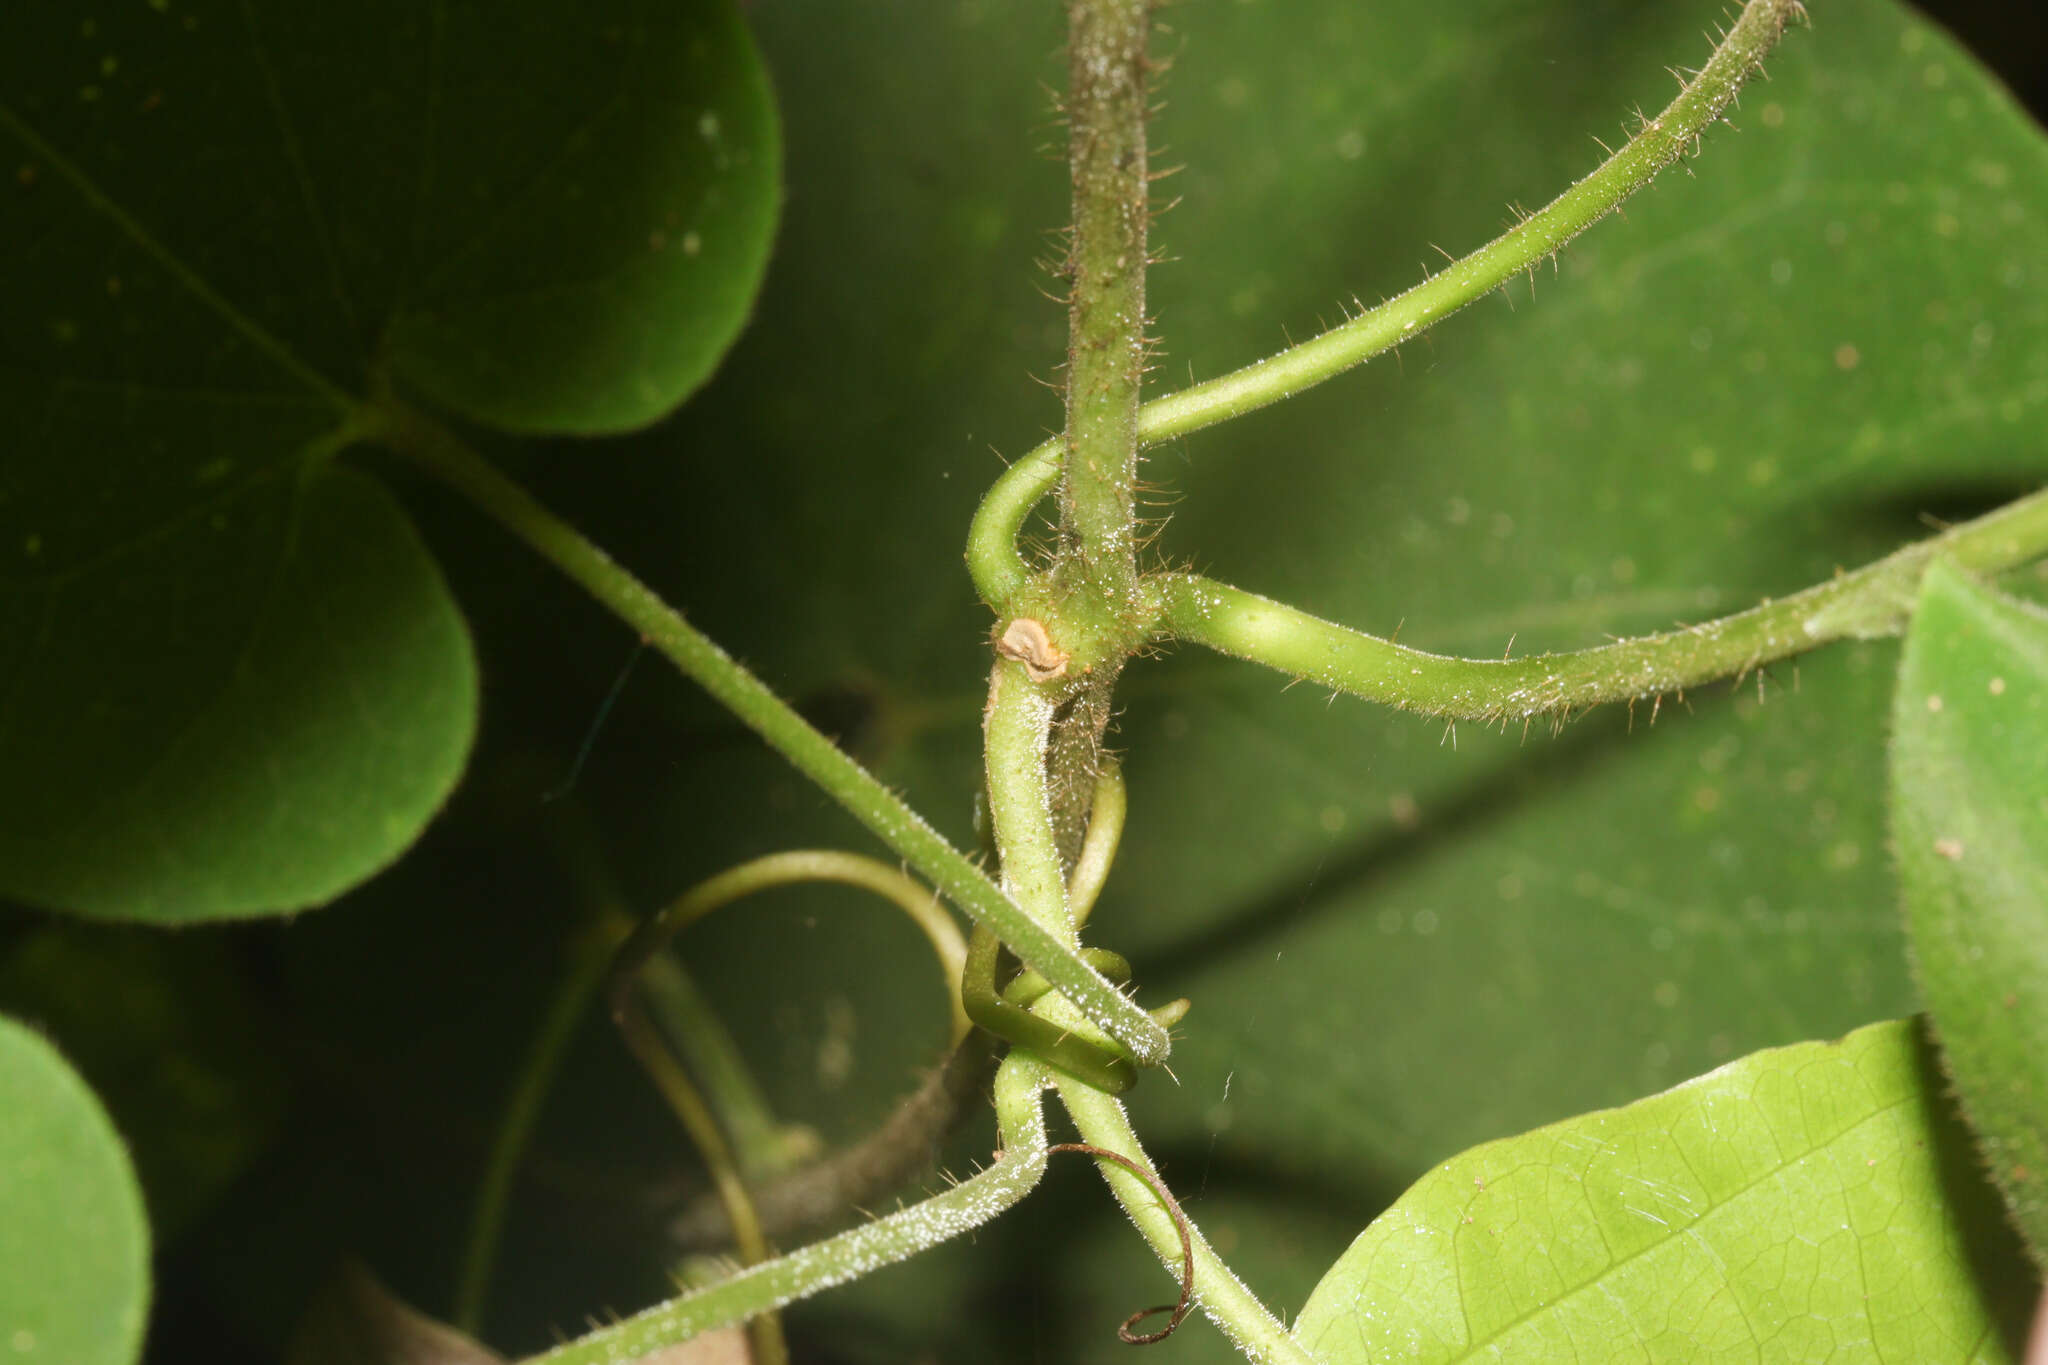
[
  {"left": 1054, "top": 1075, "right": 1316, "bottom": 1365},
  {"left": 1060, "top": 0, "right": 1151, "bottom": 612},
  {"left": 966, "top": 0, "right": 1810, "bottom": 612},
  {"left": 452, "top": 915, "right": 623, "bottom": 1335},
  {"left": 372, "top": 400, "right": 1168, "bottom": 1069},
  {"left": 1039, "top": 0, "right": 1155, "bottom": 859},
  {"left": 983, "top": 661, "right": 1076, "bottom": 943}
]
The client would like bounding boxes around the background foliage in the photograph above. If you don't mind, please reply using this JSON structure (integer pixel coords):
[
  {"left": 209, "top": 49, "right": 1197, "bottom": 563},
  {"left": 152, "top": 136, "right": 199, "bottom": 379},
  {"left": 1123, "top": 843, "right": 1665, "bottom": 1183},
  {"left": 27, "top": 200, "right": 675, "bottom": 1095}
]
[{"left": 3, "top": 1, "right": 2045, "bottom": 1361}]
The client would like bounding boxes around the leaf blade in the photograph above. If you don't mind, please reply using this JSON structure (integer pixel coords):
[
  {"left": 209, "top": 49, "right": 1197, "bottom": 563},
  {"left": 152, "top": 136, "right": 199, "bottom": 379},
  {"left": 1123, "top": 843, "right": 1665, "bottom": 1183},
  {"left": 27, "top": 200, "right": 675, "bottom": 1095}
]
[
  {"left": 1892, "top": 561, "right": 2048, "bottom": 1268},
  {"left": 0, "top": 466, "right": 477, "bottom": 920},
  {"left": 0, "top": 1013, "right": 150, "bottom": 1365},
  {"left": 1, "top": 0, "right": 778, "bottom": 918},
  {"left": 1292, "top": 1019, "right": 2030, "bottom": 1364}
]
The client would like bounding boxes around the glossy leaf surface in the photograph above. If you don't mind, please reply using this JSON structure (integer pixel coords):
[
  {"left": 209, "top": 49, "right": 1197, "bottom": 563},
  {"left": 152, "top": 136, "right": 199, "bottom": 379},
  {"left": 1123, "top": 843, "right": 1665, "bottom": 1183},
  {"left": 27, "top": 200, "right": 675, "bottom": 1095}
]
[
  {"left": 1893, "top": 562, "right": 2048, "bottom": 1267},
  {"left": 1292, "top": 1019, "right": 2029, "bottom": 1363}
]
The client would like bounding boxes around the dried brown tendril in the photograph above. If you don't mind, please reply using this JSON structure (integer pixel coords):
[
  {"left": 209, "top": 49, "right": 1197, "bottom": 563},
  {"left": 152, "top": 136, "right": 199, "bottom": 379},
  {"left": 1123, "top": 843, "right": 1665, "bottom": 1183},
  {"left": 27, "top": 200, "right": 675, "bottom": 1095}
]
[{"left": 1046, "top": 1142, "right": 1194, "bottom": 1345}]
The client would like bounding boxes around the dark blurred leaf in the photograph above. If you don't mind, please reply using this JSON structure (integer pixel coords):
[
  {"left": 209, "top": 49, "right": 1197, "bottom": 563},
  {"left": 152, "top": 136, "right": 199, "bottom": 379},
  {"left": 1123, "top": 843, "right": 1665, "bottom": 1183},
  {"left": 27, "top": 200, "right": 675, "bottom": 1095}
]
[
  {"left": 1893, "top": 562, "right": 2048, "bottom": 1267},
  {"left": 0, "top": 0, "right": 779, "bottom": 919}
]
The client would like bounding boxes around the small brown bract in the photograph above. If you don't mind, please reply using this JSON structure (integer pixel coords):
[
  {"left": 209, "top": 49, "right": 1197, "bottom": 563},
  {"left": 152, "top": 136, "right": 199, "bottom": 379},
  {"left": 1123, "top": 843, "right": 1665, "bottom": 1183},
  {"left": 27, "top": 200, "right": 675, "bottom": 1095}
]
[{"left": 996, "top": 617, "right": 1070, "bottom": 683}]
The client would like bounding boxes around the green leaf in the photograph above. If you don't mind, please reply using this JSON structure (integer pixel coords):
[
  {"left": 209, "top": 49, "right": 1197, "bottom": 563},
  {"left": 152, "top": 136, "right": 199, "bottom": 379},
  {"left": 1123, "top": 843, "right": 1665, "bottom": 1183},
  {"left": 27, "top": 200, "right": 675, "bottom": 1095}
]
[
  {"left": 0, "top": 0, "right": 778, "bottom": 919},
  {"left": 1292, "top": 1019, "right": 2031, "bottom": 1364},
  {"left": 0, "top": 467, "right": 476, "bottom": 919},
  {"left": 0, "top": 1013, "right": 150, "bottom": 1365},
  {"left": 1892, "top": 561, "right": 2048, "bottom": 1268},
  {"left": 374, "top": 4, "right": 781, "bottom": 433}
]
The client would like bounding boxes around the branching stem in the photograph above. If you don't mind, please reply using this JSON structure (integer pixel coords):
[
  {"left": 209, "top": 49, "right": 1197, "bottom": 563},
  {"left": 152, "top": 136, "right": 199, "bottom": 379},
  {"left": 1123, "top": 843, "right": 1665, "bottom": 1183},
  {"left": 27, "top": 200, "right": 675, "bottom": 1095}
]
[
  {"left": 371, "top": 398, "right": 1169, "bottom": 1069},
  {"left": 968, "top": 0, "right": 1808, "bottom": 611}
]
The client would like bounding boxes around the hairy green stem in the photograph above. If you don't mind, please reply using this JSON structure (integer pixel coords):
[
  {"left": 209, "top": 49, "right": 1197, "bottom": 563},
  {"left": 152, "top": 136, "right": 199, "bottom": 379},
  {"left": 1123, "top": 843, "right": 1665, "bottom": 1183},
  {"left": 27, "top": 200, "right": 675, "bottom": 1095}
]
[
  {"left": 523, "top": 1054, "right": 1054, "bottom": 1365},
  {"left": 1158, "top": 484, "right": 2048, "bottom": 722},
  {"left": 968, "top": 0, "right": 1807, "bottom": 611},
  {"left": 983, "top": 661, "right": 1076, "bottom": 943},
  {"left": 371, "top": 399, "right": 1168, "bottom": 1068},
  {"left": 1054, "top": 1076, "right": 1316, "bottom": 1365},
  {"left": 452, "top": 915, "right": 623, "bottom": 1335},
  {"left": 1133, "top": 0, "right": 1804, "bottom": 448},
  {"left": 1059, "top": 0, "right": 1151, "bottom": 615}
]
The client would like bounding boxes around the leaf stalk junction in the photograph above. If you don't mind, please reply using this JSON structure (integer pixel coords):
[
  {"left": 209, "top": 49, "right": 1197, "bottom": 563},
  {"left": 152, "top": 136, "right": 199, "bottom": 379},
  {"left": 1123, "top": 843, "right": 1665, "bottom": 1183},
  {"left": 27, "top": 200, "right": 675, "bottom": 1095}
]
[{"left": 374, "top": 0, "right": 2044, "bottom": 1358}]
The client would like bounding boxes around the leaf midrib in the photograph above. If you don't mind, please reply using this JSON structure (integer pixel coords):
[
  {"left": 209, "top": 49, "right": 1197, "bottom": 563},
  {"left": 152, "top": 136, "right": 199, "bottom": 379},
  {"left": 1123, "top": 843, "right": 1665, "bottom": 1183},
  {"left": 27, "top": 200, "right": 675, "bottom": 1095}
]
[{"left": 0, "top": 101, "right": 356, "bottom": 414}]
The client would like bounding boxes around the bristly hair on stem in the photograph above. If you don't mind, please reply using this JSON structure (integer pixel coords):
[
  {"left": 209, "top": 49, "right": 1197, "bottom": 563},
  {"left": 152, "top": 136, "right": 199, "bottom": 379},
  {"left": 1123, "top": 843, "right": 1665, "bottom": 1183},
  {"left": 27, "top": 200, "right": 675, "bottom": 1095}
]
[
  {"left": 1033, "top": 0, "right": 1162, "bottom": 862},
  {"left": 966, "top": 0, "right": 1811, "bottom": 618}
]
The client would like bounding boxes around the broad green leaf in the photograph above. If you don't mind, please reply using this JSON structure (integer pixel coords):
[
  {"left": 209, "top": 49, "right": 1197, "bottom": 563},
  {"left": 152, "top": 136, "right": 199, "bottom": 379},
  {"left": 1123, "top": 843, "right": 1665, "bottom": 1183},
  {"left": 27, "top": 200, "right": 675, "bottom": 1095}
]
[
  {"left": 0, "top": 0, "right": 778, "bottom": 919},
  {"left": 0, "top": 1013, "right": 150, "bottom": 1365},
  {"left": 1893, "top": 561, "right": 2048, "bottom": 1267},
  {"left": 0, "top": 466, "right": 475, "bottom": 919},
  {"left": 1293, "top": 1019, "right": 2030, "bottom": 1364}
]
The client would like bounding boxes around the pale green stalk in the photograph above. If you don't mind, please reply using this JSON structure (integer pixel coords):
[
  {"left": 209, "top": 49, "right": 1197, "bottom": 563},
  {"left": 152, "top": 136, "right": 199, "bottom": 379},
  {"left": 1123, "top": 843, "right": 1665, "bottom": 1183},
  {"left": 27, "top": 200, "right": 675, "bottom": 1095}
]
[
  {"left": 983, "top": 661, "right": 1076, "bottom": 944},
  {"left": 1054, "top": 1072, "right": 1318, "bottom": 1365},
  {"left": 1067, "top": 761, "right": 1126, "bottom": 929},
  {"left": 1158, "top": 485, "right": 2048, "bottom": 723},
  {"left": 968, "top": 0, "right": 1807, "bottom": 611},
  {"left": 522, "top": 1054, "right": 1054, "bottom": 1365},
  {"left": 372, "top": 398, "right": 1168, "bottom": 1068}
]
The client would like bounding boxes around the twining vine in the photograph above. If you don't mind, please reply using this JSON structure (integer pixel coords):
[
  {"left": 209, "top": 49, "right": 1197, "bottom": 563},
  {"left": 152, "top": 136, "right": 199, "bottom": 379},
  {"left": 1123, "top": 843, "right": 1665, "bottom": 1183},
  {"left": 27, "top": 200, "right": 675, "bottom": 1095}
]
[{"left": 361, "top": 0, "right": 2048, "bottom": 1358}]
